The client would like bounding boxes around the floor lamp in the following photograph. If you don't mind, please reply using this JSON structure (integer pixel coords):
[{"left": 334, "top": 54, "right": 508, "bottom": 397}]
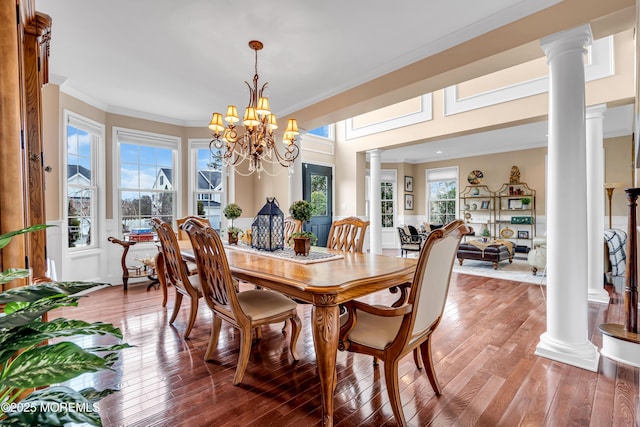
[{"left": 604, "top": 182, "right": 623, "bottom": 229}]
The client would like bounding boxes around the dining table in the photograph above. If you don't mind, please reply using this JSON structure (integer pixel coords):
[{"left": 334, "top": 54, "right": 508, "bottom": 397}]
[{"left": 167, "top": 240, "right": 417, "bottom": 426}]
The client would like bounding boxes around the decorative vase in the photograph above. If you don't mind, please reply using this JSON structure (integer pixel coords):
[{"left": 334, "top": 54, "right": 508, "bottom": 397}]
[
  {"left": 228, "top": 231, "right": 238, "bottom": 245},
  {"left": 292, "top": 237, "right": 311, "bottom": 256},
  {"left": 472, "top": 188, "right": 480, "bottom": 196}
]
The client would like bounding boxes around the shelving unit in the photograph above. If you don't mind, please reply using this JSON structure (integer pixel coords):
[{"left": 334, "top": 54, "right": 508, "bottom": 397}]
[
  {"left": 495, "top": 182, "right": 536, "bottom": 252},
  {"left": 459, "top": 185, "right": 495, "bottom": 241}
]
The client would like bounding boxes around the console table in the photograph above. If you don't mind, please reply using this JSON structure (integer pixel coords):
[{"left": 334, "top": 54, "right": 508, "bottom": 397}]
[{"left": 108, "top": 236, "right": 159, "bottom": 291}]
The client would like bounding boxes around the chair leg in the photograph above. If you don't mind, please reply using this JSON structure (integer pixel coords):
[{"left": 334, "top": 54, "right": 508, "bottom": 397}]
[
  {"left": 288, "top": 313, "right": 301, "bottom": 361},
  {"left": 169, "top": 292, "right": 183, "bottom": 325},
  {"left": 204, "top": 315, "right": 222, "bottom": 361},
  {"left": 413, "top": 347, "right": 423, "bottom": 370},
  {"left": 420, "top": 338, "right": 442, "bottom": 395},
  {"left": 383, "top": 358, "right": 407, "bottom": 426},
  {"left": 281, "top": 318, "right": 290, "bottom": 333},
  {"left": 233, "top": 329, "right": 253, "bottom": 385},
  {"left": 183, "top": 296, "right": 199, "bottom": 339}
]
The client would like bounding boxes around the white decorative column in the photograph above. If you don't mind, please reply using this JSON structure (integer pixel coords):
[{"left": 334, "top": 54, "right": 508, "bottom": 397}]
[
  {"left": 535, "top": 25, "right": 600, "bottom": 372},
  {"left": 368, "top": 149, "right": 382, "bottom": 255},
  {"left": 586, "top": 104, "right": 610, "bottom": 303},
  {"left": 288, "top": 150, "right": 303, "bottom": 208}
]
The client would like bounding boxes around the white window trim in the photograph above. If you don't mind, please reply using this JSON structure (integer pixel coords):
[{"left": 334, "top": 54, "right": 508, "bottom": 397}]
[
  {"left": 113, "top": 126, "right": 181, "bottom": 234},
  {"left": 62, "top": 110, "right": 105, "bottom": 252}
]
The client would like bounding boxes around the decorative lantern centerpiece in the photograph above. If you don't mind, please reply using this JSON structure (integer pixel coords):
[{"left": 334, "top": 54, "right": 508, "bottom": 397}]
[{"left": 251, "top": 197, "right": 284, "bottom": 251}]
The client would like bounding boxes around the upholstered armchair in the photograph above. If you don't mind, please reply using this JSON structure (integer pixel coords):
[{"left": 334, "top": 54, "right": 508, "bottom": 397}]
[
  {"left": 397, "top": 227, "right": 421, "bottom": 257},
  {"left": 527, "top": 236, "right": 546, "bottom": 275}
]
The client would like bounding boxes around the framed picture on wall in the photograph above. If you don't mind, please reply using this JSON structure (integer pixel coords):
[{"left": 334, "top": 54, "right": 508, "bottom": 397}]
[
  {"left": 405, "top": 194, "right": 414, "bottom": 210},
  {"left": 517, "top": 230, "right": 529, "bottom": 239},
  {"left": 404, "top": 176, "right": 413, "bottom": 192}
]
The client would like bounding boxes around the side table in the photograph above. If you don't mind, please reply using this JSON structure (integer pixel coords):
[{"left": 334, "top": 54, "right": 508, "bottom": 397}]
[{"left": 108, "top": 236, "right": 159, "bottom": 291}]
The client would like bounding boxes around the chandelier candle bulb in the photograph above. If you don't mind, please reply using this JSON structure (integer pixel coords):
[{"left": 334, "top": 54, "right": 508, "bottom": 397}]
[{"left": 209, "top": 40, "right": 300, "bottom": 177}]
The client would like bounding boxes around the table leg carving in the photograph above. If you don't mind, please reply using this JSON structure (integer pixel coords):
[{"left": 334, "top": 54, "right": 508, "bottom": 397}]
[{"left": 312, "top": 294, "right": 339, "bottom": 427}]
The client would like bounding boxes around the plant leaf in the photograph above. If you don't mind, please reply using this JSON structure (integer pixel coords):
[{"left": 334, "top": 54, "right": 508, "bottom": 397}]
[
  {"left": 0, "top": 385, "right": 104, "bottom": 426},
  {"left": 79, "top": 387, "right": 118, "bottom": 403},
  {"left": 0, "top": 281, "right": 108, "bottom": 304},
  {"left": 0, "top": 320, "right": 125, "bottom": 367},
  {"left": 0, "top": 295, "right": 79, "bottom": 330},
  {"left": 0, "top": 268, "right": 30, "bottom": 285},
  {"left": 0, "top": 224, "right": 52, "bottom": 250},
  {"left": 0, "top": 342, "right": 109, "bottom": 389}
]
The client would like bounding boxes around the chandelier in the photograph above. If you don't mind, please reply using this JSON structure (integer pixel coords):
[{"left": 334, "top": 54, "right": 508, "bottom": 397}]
[{"left": 208, "top": 40, "right": 300, "bottom": 177}]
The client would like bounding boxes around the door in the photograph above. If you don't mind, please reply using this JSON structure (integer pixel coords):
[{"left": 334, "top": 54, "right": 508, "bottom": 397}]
[{"left": 303, "top": 163, "right": 332, "bottom": 247}]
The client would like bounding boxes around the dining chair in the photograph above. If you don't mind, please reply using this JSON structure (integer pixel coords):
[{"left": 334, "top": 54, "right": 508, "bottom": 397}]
[
  {"left": 339, "top": 220, "right": 469, "bottom": 426},
  {"left": 152, "top": 217, "right": 202, "bottom": 339},
  {"left": 182, "top": 218, "right": 302, "bottom": 385},
  {"left": 176, "top": 215, "right": 211, "bottom": 240},
  {"left": 176, "top": 216, "right": 211, "bottom": 274},
  {"left": 283, "top": 216, "right": 302, "bottom": 245},
  {"left": 326, "top": 216, "right": 370, "bottom": 253}
]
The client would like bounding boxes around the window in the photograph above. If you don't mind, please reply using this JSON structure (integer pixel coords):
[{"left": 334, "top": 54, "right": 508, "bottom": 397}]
[
  {"left": 381, "top": 181, "right": 394, "bottom": 228},
  {"left": 426, "top": 167, "right": 458, "bottom": 225},
  {"left": 65, "top": 112, "right": 103, "bottom": 249},
  {"left": 307, "top": 124, "right": 334, "bottom": 140},
  {"left": 191, "top": 142, "right": 226, "bottom": 230},
  {"left": 311, "top": 174, "right": 328, "bottom": 216},
  {"left": 116, "top": 128, "right": 178, "bottom": 235}
]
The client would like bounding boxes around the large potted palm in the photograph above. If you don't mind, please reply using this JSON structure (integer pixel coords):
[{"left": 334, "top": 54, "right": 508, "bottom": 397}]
[
  {"left": 288, "top": 200, "right": 316, "bottom": 256},
  {"left": 0, "top": 225, "right": 129, "bottom": 426}
]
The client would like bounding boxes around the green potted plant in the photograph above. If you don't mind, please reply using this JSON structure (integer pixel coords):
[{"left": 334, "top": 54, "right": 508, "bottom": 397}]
[
  {"left": 480, "top": 226, "right": 491, "bottom": 242},
  {"left": 223, "top": 203, "right": 242, "bottom": 244},
  {"left": 0, "top": 225, "right": 129, "bottom": 426},
  {"left": 520, "top": 197, "right": 531, "bottom": 209},
  {"left": 288, "top": 200, "right": 317, "bottom": 256}
]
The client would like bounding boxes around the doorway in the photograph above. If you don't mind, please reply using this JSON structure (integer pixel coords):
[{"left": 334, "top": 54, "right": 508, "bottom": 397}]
[{"left": 302, "top": 163, "right": 333, "bottom": 247}]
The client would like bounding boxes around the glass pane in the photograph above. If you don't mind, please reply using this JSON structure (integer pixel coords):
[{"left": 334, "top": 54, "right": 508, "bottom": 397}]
[
  {"left": 310, "top": 174, "right": 327, "bottom": 216},
  {"left": 138, "top": 165, "right": 157, "bottom": 190},
  {"left": 155, "top": 148, "right": 173, "bottom": 167},
  {"left": 120, "top": 143, "right": 139, "bottom": 164},
  {"left": 120, "top": 164, "right": 140, "bottom": 189}
]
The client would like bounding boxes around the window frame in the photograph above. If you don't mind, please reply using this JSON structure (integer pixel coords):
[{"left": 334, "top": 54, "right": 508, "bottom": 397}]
[
  {"left": 113, "top": 127, "right": 180, "bottom": 236},
  {"left": 63, "top": 110, "right": 105, "bottom": 251}
]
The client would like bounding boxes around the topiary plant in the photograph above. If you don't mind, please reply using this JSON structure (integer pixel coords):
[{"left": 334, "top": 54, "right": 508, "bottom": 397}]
[
  {"left": 289, "top": 200, "right": 312, "bottom": 223},
  {"left": 223, "top": 203, "right": 242, "bottom": 228}
]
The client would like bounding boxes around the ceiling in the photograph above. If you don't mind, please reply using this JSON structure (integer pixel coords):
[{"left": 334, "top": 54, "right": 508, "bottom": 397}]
[{"left": 36, "top": 0, "right": 635, "bottom": 163}]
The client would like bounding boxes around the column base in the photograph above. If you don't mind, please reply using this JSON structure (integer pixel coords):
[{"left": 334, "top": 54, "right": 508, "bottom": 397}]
[
  {"left": 598, "top": 323, "right": 640, "bottom": 368},
  {"left": 587, "top": 289, "right": 610, "bottom": 304},
  {"left": 535, "top": 332, "right": 600, "bottom": 372}
]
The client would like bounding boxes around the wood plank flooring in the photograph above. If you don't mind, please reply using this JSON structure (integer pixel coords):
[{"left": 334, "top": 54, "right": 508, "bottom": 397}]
[{"left": 53, "top": 257, "right": 639, "bottom": 426}]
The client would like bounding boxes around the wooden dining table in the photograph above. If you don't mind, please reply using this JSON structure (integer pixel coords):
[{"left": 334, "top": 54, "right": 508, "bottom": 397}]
[{"left": 167, "top": 240, "right": 417, "bottom": 426}]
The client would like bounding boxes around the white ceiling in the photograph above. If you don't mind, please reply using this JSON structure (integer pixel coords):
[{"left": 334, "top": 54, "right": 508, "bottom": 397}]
[{"left": 36, "top": 0, "right": 632, "bottom": 164}]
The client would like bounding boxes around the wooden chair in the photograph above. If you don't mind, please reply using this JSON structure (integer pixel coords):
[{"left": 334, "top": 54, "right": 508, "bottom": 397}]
[
  {"left": 152, "top": 217, "right": 202, "bottom": 339},
  {"left": 327, "top": 216, "right": 370, "bottom": 253},
  {"left": 176, "top": 216, "right": 211, "bottom": 274},
  {"left": 339, "top": 220, "right": 469, "bottom": 426},
  {"left": 182, "top": 218, "right": 302, "bottom": 385},
  {"left": 283, "top": 216, "right": 301, "bottom": 245},
  {"left": 176, "top": 215, "right": 211, "bottom": 240}
]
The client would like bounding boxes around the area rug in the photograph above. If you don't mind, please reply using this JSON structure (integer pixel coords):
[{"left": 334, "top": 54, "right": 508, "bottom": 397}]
[{"left": 400, "top": 253, "right": 546, "bottom": 285}]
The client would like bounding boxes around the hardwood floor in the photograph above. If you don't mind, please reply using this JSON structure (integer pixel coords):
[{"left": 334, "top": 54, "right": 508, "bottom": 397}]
[{"left": 54, "top": 256, "right": 638, "bottom": 427}]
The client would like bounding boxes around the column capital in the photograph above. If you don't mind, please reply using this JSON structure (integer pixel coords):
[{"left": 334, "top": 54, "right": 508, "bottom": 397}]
[
  {"left": 540, "top": 24, "right": 593, "bottom": 63},
  {"left": 586, "top": 103, "right": 607, "bottom": 120},
  {"left": 367, "top": 148, "right": 383, "bottom": 158}
]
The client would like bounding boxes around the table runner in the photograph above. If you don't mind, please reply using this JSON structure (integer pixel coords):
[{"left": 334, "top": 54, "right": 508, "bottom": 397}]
[{"left": 225, "top": 243, "right": 344, "bottom": 264}]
